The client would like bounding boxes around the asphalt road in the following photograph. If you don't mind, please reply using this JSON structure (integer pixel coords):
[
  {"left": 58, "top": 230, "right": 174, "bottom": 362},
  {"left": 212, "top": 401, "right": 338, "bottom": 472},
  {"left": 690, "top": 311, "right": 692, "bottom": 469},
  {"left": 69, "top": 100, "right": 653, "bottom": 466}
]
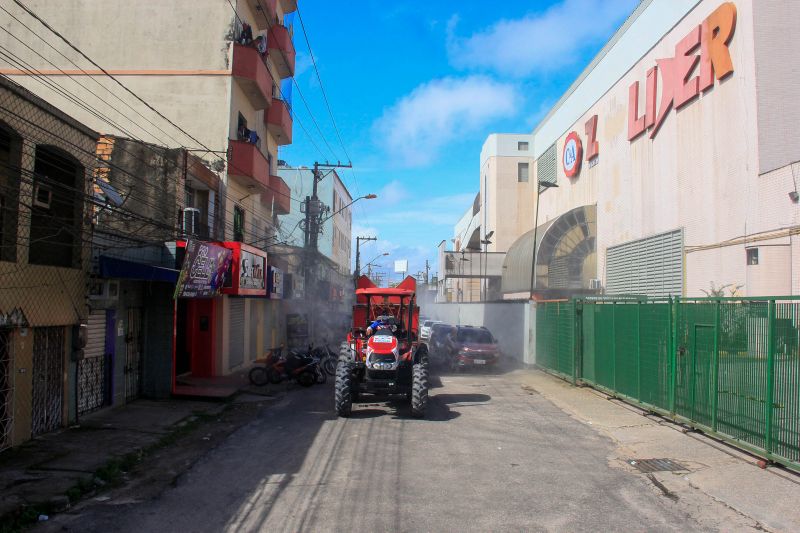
[{"left": 46, "top": 370, "right": 704, "bottom": 532}]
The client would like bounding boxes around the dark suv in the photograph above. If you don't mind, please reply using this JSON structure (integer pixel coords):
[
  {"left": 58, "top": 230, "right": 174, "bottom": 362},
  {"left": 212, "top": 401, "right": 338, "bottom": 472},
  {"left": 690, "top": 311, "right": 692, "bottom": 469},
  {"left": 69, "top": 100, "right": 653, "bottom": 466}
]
[{"left": 450, "top": 326, "right": 500, "bottom": 370}]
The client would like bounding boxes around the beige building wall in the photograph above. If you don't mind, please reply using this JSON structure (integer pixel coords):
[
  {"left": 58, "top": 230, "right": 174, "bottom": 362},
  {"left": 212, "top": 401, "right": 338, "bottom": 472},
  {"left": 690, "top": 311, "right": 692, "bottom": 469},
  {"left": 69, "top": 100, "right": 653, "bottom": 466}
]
[
  {"left": 525, "top": 0, "right": 798, "bottom": 297},
  {"left": 331, "top": 174, "right": 353, "bottom": 274},
  {"left": 479, "top": 134, "right": 536, "bottom": 253}
]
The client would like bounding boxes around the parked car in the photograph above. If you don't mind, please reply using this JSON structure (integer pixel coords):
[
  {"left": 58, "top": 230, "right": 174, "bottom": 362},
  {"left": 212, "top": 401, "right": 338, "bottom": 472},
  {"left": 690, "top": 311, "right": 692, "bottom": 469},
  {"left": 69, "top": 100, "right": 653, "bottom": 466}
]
[
  {"left": 450, "top": 326, "right": 501, "bottom": 371},
  {"left": 420, "top": 320, "right": 441, "bottom": 343}
]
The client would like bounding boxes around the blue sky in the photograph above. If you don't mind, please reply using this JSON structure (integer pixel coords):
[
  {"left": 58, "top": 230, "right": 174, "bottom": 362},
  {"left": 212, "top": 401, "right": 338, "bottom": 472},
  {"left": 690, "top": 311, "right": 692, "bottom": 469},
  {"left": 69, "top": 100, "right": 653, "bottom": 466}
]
[{"left": 280, "top": 0, "right": 639, "bottom": 282}]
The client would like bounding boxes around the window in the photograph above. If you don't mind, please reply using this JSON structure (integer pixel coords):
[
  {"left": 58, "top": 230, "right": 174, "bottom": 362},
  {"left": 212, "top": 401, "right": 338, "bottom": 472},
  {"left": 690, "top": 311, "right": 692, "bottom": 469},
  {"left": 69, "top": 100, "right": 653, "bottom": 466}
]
[
  {"left": 747, "top": 248, "right": 759, "bottom": 266},
  {"left": 518, "top": 162, "right": 529, "bottom": 182},
  {"left": 237, "top": 113, "right": 247, "bottom": 141},
  {"left": 233, "top": 205, "right": 245, "bottom": 242},
  {"left": 518, "top": 141, "right": 529, "bottom": 151}
]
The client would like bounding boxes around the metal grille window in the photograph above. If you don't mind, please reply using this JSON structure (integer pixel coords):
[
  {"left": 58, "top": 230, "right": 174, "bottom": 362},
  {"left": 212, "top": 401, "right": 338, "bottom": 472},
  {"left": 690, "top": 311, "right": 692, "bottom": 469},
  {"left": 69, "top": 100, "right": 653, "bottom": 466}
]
[
  {"left": 518, "top": 162, "right": 529, "bottom": 183},
  {"left": 606, "top": 229, "right": 684, "bottom": 297},
  {"left": 0, "top": 330, "right": 12, "bottom": 452},
  {"left": 31, "top": 327, "right": 64, "bottom": 436},
  {"left": 537, "top": 143, "right": 557, "bottom": 186},
  {"left": 77, "top": 356, "right": 106, "bottom": 415},
  {"left": 518, "top": 141, "right": 529, "bottom": 151}
]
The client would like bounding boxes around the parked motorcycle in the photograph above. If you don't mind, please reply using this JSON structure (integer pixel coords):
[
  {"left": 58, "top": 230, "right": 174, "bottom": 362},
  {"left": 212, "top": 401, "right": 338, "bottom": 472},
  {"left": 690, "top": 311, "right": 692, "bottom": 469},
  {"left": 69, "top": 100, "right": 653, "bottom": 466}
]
[
  {"left": 266, "top": 349, "right": 321, "bottom": 387},
  {"left": 248, "top": 346, "right": 283, "bottom": 387},
  {"left": 312, "top": 343, "right": 338, "bottom": 376}
]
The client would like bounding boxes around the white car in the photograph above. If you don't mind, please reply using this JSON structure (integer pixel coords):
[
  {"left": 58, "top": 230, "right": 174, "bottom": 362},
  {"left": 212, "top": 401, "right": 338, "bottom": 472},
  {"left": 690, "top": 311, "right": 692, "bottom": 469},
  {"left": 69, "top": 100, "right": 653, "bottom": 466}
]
[{"left": 420, "top": 320, "right": 441, "bottom": 342}]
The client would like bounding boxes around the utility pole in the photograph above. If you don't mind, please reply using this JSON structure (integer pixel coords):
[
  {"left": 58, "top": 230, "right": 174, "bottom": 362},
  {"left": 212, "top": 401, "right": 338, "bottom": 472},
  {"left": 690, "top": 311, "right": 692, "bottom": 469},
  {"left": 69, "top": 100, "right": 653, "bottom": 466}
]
[
  {"left": 301, "top": 160, "right": 351, "bottom": 342},
  {"left": 354, "top": 235, "right": 376, "bottom": 287},
  {"left": 424, "top": 259, "right": 430, "bottom": 285}
]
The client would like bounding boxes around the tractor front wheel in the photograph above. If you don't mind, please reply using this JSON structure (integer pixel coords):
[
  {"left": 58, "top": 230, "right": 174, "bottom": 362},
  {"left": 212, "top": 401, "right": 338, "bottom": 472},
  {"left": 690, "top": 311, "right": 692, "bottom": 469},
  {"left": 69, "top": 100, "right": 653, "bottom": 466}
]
[
  {"left": 335, "top": 363, "right": 353, "bottom": 417},
  {"left": 410, "top": 361, "right": 428, "bottom": 418}
]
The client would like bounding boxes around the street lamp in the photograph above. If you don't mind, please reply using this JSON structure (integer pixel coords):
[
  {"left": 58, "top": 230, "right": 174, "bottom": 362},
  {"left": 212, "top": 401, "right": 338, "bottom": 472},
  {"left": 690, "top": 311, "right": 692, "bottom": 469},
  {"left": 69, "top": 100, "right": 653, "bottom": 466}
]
[
  {"left": 358, "top": 252, "right": 389, "bottom": 277},
  {"left": 480, "top": 230, "right": 494, "bottom": 301},
  {"left": 529, "top": 181, "right": 559, "bottom": 298},
  {"left": 320, "top": 193, "right": 377, "bottom": 225}
]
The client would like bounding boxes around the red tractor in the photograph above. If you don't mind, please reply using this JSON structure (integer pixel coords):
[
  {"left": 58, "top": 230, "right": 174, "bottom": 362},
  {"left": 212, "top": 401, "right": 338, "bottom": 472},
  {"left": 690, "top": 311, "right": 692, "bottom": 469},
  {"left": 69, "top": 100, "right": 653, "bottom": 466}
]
[{"left": 335, "top": 276, "right": 429, "bottom": 417}]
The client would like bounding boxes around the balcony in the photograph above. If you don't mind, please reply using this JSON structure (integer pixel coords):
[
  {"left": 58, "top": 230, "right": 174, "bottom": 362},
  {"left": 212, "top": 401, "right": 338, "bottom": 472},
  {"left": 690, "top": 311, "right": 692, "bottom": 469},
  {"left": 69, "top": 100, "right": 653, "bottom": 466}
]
[
  {"left": 261, "top": 174, "right": 291, "bottom": 215},
  {"left": 251, "top": 0, "right": 277, "bottom": 30},
  {"left": 265, "top": 98, "right": 292, "bottom": 145},
  {"left": 268, "top": 24, "right": 295, "bottom": 78},
  {"left": 232, "top": 44, "right": 273, "bottom": 109},
  {"left": 227, "top": 139, "right": 269, "bottom": 190},
  {"left": 280, "top": 0, "right": 297, "bottom": 13}
]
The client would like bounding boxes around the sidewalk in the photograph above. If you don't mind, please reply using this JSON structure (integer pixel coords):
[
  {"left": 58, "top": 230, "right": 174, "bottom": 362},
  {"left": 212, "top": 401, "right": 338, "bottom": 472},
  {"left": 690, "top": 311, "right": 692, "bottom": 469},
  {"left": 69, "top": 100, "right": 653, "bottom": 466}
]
[
  {"left": 511, "top": 369, "right": 800, "bottom": 533},
  {"left": 0, "top": 392, "right": 272, "bottom": 528}
]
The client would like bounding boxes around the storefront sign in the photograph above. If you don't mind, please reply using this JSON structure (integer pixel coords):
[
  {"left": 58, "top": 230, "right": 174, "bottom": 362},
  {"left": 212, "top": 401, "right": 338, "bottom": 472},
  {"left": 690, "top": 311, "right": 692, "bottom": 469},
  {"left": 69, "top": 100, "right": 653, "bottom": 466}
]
[
  {"left": 268, "top": 266, "right": 284, "bottom": 299},
  {"left": 628, "top": 2, "right": 737, "bottom": 141},
  {"left": 174, "top": 240, "right": 232, "bottom": 298},
  {"left": 221, "top": 241, "right": 267, "bottom": 296},
  {"left": 562, "top": 131, "right": 583, "bottom": 178}
]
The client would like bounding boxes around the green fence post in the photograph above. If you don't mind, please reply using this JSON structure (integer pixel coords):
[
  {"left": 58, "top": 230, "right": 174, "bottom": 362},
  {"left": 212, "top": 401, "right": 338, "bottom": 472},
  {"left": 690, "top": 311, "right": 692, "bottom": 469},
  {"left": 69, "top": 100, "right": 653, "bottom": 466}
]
[
  {"left": 573, "top": 299, "right": 582, "bottom": 384},
  {"left": 669, "top": 297, "right": 677, "bottom": 415},
  {"left": 712, "top": 300, "right": 720, "bottom": 432},
  {"left": 636, "top": 300, "right": 641, "bottom": 402},
  {"left": 611, "top": 302, "right": 617, "bottom": 392},
  {"left": 766, "top": 299, "right": 776, "bottom": 456}
]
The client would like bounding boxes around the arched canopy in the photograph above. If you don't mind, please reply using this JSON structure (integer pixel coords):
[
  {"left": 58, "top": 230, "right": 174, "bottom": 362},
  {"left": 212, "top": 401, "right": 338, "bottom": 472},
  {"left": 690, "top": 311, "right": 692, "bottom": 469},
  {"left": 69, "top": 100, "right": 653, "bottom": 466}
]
[{"left": 501, "top": 204, "right": 597, "bottom": 294}]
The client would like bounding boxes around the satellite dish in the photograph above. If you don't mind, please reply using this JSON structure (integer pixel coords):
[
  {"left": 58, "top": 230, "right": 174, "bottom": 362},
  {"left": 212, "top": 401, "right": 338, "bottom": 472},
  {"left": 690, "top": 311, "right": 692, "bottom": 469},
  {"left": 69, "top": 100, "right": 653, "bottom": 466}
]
[{"left": 95, "top": 180, "right": 124, "bottom": 207}]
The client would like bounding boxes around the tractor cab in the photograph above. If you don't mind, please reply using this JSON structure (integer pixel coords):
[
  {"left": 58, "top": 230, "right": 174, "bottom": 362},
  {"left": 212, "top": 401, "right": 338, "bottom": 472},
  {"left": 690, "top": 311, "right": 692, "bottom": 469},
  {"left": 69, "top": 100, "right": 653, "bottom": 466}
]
[{"left": 335, "top": 276, "right": 428, "bottom": 418}]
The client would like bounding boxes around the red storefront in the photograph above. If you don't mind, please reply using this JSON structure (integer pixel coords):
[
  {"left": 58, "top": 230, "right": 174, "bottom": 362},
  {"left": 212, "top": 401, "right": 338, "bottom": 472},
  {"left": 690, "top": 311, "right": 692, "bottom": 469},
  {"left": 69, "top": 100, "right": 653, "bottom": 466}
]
[{"left": 172, "top": 241, "right": 266, "bottom": 396}]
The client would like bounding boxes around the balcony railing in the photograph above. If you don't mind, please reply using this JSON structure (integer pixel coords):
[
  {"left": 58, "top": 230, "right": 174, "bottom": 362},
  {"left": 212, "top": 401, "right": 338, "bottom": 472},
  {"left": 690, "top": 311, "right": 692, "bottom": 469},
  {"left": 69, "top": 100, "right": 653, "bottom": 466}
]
[
  {"left": 265, "top": 98, "right": 292, "bottom": 145},
  {"left": 227, "top": 139, "right": 269, "bottom": 190},
  {"left": 260, "top": 174, "right": 291, "bottom": 215},
  {"left": 232, "top": 44, "right": 273, "bottom": 109},
  {"left": 268, "top": 24, "right": 295, "bottom": 78}
]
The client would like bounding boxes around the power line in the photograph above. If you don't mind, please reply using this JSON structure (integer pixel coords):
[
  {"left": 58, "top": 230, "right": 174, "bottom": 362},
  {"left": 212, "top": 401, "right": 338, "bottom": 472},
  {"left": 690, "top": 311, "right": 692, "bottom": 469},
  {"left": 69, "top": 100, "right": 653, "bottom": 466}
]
[{"left": 294, "top": 5, "right": 368, "bottom": 225}]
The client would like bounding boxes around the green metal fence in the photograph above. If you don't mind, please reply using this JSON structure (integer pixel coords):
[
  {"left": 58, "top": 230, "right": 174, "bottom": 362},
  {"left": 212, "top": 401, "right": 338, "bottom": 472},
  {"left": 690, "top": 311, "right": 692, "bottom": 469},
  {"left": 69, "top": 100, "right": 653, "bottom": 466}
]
[{"left": 535, "top": 297, "right": 800, "bottom": 472}]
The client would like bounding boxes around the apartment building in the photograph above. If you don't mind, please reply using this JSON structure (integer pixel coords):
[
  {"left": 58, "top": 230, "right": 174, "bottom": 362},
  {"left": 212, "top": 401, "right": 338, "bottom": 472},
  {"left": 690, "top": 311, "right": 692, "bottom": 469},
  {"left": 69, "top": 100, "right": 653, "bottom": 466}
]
[{"left": 0, "top": 0, "right": 297, "bottom": 384}]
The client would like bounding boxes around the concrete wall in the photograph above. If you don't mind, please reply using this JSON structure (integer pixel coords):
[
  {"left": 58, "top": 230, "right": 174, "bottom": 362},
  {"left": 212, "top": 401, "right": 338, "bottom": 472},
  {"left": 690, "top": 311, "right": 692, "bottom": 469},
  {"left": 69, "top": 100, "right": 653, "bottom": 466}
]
[
  {"left": 421, "top": 302, "right": 531, "bottom": 362},
  {"left": 752, "top": 1, "right": 800, "bottom": 175}
]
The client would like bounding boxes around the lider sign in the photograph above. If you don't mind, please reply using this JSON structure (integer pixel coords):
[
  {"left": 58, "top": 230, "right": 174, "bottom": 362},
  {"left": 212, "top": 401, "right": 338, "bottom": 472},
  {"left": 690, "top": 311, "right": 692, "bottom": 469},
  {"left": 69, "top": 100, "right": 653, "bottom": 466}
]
[{"left": 628, "top": 2, "right": 737, "bottom": 141}]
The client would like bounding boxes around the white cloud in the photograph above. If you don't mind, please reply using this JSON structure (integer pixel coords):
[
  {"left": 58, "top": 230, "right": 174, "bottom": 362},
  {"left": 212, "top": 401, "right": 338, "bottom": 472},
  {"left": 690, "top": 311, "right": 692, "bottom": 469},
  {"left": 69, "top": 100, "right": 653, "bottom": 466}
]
[
  {"left": 373, "top": 76, "right": 520, "bottom": 167},
  {"left": 447, "top": 0, "right": 638, "bottom": 77},
  {"left": 377, "top": 180, "right": 410, "bottom": 206}
]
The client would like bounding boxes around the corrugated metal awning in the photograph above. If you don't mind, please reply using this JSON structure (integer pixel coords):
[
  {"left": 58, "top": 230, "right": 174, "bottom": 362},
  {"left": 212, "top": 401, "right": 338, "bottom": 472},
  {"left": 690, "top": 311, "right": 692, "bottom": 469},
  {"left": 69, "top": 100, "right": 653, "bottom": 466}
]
[{"left": 501, "top": 219, "right": 555, "bottom": 294}]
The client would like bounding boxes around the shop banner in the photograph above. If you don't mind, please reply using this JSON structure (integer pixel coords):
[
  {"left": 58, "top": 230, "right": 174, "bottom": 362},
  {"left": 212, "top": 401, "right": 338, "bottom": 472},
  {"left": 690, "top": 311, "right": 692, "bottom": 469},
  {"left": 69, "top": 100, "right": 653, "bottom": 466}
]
[
  {"left": 240, "top": 249, "right": 266, "bottom": 291},
  {"left": 174, "top": 240, "right": 232, "bottom": 298}
]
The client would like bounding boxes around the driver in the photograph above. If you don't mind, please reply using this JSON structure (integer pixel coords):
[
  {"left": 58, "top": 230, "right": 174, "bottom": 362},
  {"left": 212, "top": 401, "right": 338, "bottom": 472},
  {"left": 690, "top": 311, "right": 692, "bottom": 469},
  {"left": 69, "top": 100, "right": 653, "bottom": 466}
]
[{"left": 366, "top": 315, "right": 396, "bottom": 336}]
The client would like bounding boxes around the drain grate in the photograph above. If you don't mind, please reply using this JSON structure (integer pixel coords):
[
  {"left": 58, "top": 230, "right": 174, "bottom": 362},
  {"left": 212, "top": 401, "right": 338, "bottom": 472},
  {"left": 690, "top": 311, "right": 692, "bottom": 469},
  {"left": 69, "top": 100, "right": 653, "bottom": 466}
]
[{"left": 627, "top": 458, "right": 688, "bottom": 473}]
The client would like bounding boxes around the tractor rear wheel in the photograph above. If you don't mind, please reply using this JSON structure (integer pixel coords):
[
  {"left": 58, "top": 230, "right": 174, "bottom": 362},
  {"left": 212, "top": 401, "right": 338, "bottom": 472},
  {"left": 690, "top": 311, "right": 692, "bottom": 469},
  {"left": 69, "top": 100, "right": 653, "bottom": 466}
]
[
  {"left": 410, "top": 361, "right": 428, "bottom": 418},
  {"left": 335, "top": 363, "right": 353, "bottom": 417}
]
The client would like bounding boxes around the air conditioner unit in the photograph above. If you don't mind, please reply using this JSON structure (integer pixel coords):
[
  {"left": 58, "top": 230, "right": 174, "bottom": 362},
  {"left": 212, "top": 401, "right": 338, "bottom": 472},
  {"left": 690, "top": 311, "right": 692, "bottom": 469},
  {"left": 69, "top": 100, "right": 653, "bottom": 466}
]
[
  {"left": 33, "top": 184, "right": 52, "bottom": 209},
  {"left": 589, "top": 278, "right": 603, "bottom": 291},
  {"left": 182, "top": 207, "right": 201, "bottom": 236}
]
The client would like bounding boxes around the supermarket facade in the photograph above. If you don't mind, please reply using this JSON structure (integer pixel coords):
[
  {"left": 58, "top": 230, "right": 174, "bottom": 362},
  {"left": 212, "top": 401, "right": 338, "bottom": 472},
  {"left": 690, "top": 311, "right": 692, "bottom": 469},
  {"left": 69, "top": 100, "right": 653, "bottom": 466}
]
[{"left": 441, "top": 0, "right": 800, "bottom": 301}]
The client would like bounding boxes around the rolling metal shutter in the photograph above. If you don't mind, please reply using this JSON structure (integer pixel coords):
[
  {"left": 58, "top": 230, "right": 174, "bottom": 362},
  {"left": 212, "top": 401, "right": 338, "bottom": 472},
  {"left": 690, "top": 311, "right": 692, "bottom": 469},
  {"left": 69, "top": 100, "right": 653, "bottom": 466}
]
[
  {"left": 85, "top": 310, "right": 106, "bottom": 359},
  {"left": 606, "top": 229, "right": 684, "bottom": 297},
  {"left": 537, "top": 143, "right": 557, "bottom": 186},
  {"left": 229, "top": 299, "right": 245, "bottom": 369},
  {"left": 249, "top": 301, "right": 259, "bottom": 361}
]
